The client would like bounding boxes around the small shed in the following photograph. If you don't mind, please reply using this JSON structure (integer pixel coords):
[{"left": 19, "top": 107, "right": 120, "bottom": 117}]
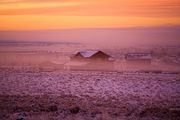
[
  {"left": 71, "top": 50, "right": 111, "bottom": 61},
  {"left": 125, "top": 53, "right": 152, "bottom": 64}
]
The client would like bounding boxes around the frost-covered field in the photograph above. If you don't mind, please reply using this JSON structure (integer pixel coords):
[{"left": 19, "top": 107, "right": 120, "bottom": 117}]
[{"left": 0, "top": 67, "right": 180, "bottom": 120}]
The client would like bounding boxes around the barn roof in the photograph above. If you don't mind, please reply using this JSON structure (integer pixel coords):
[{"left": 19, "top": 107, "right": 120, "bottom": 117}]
[
  {"left": 73, "top": 50, "right": 111, "bottom": 58},
  {"left": 76, "top": 50, "right": 100, "bottom": 58}
]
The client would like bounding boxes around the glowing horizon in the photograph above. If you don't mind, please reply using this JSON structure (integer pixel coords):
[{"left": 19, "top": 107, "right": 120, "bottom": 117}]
[{"left": 0, "top": 0, "right": 180, "bottom": 30}]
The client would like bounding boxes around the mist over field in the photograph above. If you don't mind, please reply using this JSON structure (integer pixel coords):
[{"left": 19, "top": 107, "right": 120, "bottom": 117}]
[{"left": 0, "top": 26, "right": 180, "bottom": 47}]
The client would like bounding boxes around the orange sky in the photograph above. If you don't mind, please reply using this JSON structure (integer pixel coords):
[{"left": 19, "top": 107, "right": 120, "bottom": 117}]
[{"left": 0, "top": 0, "right": 180, "bottom": 30}]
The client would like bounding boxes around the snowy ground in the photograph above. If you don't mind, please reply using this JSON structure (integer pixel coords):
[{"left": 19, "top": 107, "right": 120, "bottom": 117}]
[{"left": 0, "top": 67, "right": 180, "bottom": 120}]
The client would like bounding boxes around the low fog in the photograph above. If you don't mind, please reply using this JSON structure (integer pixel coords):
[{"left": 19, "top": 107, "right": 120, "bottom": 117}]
[{"left": 0, "top": 26, "right": 180, "bottom": 47}]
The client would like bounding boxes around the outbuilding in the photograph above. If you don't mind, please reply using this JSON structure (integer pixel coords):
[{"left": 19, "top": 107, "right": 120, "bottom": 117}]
[{"left": 125, "top": 53, "right": 152, "bottom": 64}]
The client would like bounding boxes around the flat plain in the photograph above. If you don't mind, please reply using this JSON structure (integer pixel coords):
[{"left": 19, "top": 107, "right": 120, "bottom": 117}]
[{"left": 0, "top": 43, "right": 180, "bottom": 120}]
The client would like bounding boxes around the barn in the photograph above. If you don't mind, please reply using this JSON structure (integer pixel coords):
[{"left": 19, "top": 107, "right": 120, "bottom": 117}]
[{"left": 71, "top": 50, "right": 111, "bottom": 61}]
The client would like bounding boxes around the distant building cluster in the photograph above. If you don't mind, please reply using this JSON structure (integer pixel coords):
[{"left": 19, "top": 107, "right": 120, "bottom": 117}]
[
  {"left": 67, "top": 50, "right": 154, "bottom": 71},
  {"left": 71, "top": 50, "right": 152, "bottom": 64}
]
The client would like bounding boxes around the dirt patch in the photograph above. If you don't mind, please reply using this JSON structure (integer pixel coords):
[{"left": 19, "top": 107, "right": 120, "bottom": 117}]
[{"left": 0, "top": 95, "right": 180, "bottom": 120}]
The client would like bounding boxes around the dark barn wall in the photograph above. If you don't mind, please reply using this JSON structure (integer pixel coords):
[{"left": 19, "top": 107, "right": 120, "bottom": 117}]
[
  {"left": 69, "top": 61, "right": 114, "bottom": 71},
  {"left": 72, "top": 53, "right": 84, "bottom": 60},
  {"left": 91, "top": 51, "right": 110, "bottom": 60}
]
